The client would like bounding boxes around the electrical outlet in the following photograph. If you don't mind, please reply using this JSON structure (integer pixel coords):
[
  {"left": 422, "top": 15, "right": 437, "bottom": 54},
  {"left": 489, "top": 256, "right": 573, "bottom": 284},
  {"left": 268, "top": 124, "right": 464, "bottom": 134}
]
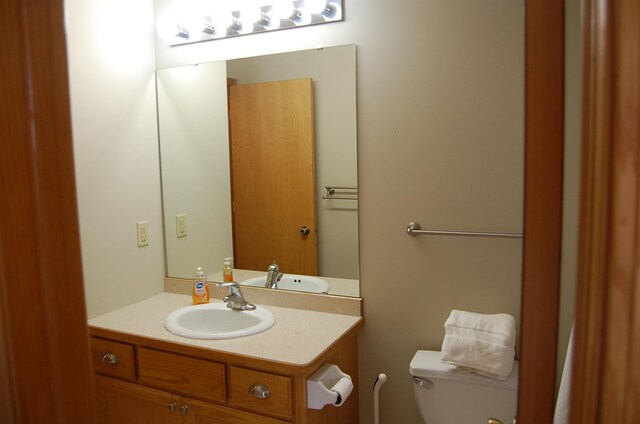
[
  {"left": 176, "top": 214, "right": 187, "bottom": 238},
  {"left": 136, "top": 221, "right": 149, "bottom": 247}
]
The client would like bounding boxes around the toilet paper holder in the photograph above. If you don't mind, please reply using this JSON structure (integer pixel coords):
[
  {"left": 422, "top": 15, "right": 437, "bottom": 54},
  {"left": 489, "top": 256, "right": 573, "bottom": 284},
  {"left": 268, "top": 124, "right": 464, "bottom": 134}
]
[{"left": 307, "top": 363, "right": 354, "bottom": 410}]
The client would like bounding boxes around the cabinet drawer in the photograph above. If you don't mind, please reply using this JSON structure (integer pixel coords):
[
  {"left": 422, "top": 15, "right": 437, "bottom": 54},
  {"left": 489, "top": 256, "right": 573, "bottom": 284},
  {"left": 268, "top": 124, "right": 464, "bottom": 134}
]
[
  {"left": 229, "top": 366, "right": 292, "bottom": 420},
  {"left": 91, "top": 338, "right": 135, "bottom": 381},
  {"left": 138, "top": 347, "right": 225, "bottom": 403}
]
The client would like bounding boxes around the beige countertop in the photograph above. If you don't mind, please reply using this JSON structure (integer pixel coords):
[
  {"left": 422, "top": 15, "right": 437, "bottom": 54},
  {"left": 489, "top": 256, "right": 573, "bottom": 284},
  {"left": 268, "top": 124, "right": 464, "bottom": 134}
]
[{"left": 89, "top": 292, "right": 362, "bottom": 366}]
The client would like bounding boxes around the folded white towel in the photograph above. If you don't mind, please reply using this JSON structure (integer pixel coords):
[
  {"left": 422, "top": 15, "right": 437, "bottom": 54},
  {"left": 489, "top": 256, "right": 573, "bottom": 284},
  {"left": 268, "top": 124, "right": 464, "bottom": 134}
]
[{"left": 441, "top": 310, "right": 516, "bottom": 380}]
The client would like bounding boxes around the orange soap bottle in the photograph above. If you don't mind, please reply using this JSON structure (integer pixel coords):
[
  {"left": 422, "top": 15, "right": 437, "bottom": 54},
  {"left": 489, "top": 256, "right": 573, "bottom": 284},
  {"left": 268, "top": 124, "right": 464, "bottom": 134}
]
[
  {"left": 192, "top": 267, "right": 210, "bottom": 305},
  {"left": 223, "top": 257, "right": 234, "bottom": 282}
]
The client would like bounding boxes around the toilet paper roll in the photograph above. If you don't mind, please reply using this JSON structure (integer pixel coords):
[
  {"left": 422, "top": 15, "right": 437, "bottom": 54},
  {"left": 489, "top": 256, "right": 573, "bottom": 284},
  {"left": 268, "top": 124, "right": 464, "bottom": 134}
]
[{"left": 332, "top": 376, "right": 354, "bottom": 406}]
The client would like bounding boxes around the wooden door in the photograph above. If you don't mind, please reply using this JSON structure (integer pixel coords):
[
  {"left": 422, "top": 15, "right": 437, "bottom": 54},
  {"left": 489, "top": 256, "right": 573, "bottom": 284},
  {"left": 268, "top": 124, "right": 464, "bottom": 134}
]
[
  {"left": 95, "top": 376, "right": 179, "bottom": 424},
  {"left": 0, "top": 0, "right": 96, "bottom": 422},
  {"left": 229, "top": 78, "right": 317, "bottom": 275}
]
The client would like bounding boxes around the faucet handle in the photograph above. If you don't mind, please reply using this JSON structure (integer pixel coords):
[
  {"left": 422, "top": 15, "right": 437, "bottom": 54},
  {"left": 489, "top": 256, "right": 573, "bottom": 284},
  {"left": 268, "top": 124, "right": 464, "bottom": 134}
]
[
  {"left": 216, "top": 281, "right": 241, "bottom": 298},
  {"left": 217, "top": 281, "right": 239, "bottom": 288}
]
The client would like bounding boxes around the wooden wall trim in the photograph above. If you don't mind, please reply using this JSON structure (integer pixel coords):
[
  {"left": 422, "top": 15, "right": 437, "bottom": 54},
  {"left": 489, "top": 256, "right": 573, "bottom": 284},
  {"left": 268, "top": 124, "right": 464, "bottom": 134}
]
[
  {"left": 572, "top": 0, "right": 640, "bottom": 422},
  {"left": 518, "top": 0, "right": 565, "bottom": 422},
  {"left": 0, "top": 0, "right": 96, "bottom": 422}
]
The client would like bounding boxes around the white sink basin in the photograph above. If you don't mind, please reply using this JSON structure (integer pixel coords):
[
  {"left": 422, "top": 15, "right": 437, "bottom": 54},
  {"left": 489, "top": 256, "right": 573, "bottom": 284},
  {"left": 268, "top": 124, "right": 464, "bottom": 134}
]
[
  {"left": 242, "top": 274, "right": 330, "bottom": 294},
  {"left": 164, "top": 303, "right": 275, "bottom": 340}
]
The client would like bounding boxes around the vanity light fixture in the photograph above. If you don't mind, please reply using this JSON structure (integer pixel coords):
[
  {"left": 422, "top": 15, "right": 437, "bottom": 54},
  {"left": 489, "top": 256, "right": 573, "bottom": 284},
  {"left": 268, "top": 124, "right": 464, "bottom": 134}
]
[{"left": 170, "top": 0, "right": 344, "bottom": 46}]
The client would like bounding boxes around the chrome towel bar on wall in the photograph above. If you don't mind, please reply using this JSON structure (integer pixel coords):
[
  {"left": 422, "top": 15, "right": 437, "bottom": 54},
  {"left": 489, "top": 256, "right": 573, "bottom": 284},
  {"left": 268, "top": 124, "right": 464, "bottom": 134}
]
[
  {"left": 406, "top": 222, "right": 523, "bottom": 239},
  {"left": 322, "top": 185, "right": 358, "bottom": 200}
]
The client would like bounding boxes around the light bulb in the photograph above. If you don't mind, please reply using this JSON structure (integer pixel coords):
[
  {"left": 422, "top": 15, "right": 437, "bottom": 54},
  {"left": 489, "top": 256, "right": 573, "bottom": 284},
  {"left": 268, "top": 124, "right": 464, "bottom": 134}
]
[
  {"left": 260, "top": 11, "right": 281, "bottom": 30},
  {"left": 211, "top": 12, "right": 234, "bottom": 35},
  {"left": 291, "top": 8, "right": 312, "bottom": 26},
  {"left": 237, "top": 7, "right": 261, "bottom": 34},
  {"left": 320, "top": 1, "right": 341, "bottom": 21},
  {"left": 270, "top": 0, "right": 295, "bottom": 19},
  {"left": 305, "top": 0, "right": 328, "bottom": 15}
]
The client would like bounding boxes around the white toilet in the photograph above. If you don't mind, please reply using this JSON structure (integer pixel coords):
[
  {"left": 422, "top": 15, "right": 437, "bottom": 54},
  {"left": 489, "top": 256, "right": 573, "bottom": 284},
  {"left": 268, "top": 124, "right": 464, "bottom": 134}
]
[{"left": 409, "top": 350, "right": 518, "bottom": 423}]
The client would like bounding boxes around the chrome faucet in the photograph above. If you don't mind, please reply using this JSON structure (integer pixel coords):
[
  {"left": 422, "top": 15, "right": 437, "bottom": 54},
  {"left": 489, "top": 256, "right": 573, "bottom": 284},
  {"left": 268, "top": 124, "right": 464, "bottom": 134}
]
[
  {"left": 216, "top": 282, "right": 256, "bottom": 311},
  {"left": 265, "top": 262, "right": 284, "bottom": 289}
]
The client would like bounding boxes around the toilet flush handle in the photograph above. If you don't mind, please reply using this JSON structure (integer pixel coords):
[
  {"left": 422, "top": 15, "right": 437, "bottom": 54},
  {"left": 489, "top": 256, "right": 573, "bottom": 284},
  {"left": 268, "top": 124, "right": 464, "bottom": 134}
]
[{"left": 411, "top": 376, "right": 433, "bottom": 390}]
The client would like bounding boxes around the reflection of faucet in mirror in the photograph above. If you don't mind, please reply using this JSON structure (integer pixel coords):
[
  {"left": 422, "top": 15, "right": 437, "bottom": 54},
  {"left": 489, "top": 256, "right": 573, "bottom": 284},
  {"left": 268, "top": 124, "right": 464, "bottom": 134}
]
[
  {"left": 217, "top": 282, "right": 256, "bottom": 311},
  {"left": 265, "top": 262, "right": 284, "bottom": 289}
]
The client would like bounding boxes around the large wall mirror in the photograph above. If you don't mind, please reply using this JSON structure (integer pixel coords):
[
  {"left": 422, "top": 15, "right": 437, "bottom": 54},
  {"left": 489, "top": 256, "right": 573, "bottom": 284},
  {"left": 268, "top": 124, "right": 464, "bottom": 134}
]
[{"left": 157, "top": 45, "right": 359, "bottom": 297}]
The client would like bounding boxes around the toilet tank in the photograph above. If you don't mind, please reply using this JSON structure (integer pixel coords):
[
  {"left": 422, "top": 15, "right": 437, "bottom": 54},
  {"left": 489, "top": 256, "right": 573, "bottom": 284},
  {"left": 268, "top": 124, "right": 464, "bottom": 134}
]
[{"left": 409, "top": 350, "right": 518, "bottom": 424}]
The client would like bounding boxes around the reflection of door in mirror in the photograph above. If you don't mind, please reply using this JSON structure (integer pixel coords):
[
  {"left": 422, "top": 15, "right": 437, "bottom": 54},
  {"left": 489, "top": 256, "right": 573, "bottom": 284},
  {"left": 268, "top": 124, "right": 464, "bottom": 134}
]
[{"left": 229, "top": 78, "right": 317, "bottom": 275}]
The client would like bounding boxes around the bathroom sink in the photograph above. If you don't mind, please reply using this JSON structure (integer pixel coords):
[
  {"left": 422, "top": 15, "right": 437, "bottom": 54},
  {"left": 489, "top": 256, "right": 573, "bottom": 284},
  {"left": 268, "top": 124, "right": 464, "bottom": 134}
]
[
  {"left": 242, "top": 275, "right": 330, "bottom": 294},
  {"left": 164, "top": 303, "right": 275, "bottom": 340}
]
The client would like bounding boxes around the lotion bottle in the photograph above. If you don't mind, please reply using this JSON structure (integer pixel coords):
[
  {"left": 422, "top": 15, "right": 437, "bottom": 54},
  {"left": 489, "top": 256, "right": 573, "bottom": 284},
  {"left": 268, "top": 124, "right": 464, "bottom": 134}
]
[
  {"left": 192, "top": 267, "right": 210, "bottom": 305},
  {"left": 223, "top": 257, "right": 234, "bottom": 282}
]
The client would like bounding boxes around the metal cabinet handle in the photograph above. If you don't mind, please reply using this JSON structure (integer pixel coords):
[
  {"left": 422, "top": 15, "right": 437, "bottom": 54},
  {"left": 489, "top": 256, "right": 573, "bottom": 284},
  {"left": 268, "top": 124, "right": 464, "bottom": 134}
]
[
  {"left": 167, "top": 402, "right": 176, "bottom": 411},
  {"left": 101, "top": 352, "right": 119, "bottom": 365},
  {"left": 179, "top": 404, "right": 188, "bottom": 414},
  {"left": 249, "top": 383, "right": 271, "bottom": 399},
  {"left": 299, "top": 226, "right": 310, "bottom": 236}
]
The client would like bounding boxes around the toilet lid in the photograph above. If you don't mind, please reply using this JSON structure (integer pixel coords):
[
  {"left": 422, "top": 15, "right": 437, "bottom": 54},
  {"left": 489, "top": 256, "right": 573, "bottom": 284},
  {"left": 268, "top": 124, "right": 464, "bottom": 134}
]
[{"left": 409, "top": 350, "right": 518, "bottom": 390}]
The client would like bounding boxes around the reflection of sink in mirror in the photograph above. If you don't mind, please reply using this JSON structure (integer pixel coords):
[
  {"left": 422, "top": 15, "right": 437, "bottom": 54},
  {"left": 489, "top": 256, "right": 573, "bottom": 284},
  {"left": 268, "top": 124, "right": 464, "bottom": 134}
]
[
  {"left": 164, "top": 302, "right": 275, "bottom": 340},
  {"left": 242, "top": 275, "right": 330, "bottom": 294}
]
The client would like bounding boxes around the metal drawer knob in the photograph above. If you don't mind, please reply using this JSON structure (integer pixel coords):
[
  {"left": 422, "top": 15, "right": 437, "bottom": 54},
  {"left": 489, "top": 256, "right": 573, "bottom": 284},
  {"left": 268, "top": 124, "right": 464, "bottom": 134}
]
[
  {"left": 167, "top": 402, "right": 176, "bottom": 411},
  {"left": 179, "top": 404, "right": 188, "bottom": 414},
  {"left": 249, "top": 383, "right": 271, "bottom": 399},
  {"left": 101, "top": 352, "right": 119, "bottom": 365},
  {"left": 299, "top": 226, "right": 310, "bottom": 236}
]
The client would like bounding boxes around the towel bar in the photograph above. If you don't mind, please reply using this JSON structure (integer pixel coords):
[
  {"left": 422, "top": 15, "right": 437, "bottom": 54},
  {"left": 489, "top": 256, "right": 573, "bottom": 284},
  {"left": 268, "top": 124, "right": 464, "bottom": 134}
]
[
  {"left": 322, "top": 185, "right": 358, "bottom": 200},
  {"left": 406, "top": 222, "right": 522, "bottom": 239}
]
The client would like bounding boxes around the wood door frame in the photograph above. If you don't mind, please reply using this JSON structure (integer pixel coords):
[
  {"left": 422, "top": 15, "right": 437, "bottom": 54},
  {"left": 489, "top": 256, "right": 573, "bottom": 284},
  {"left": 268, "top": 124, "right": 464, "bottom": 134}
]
[
  {"left": 518, "top": 1, "right": 565, "bottom": 422},
  {"left": 571, "top": 0, "right": 640, "bottom": 422},
  {"left": 0, "top": 0, "right": 96, "bottom": 422}
]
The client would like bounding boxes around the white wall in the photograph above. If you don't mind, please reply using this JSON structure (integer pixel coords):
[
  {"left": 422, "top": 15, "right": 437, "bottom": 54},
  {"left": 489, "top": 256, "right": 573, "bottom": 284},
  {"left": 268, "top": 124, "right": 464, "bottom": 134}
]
[
  {"left": 154, "top": 1, "right": 524, "bottom": 422},
  {"left": 66, "top": 0, "right": 164, "bottom": 318},
  {"left": 157, "top": 62, "right": 233, "bottom": 278},
  {"left": 226, "top": 46, "right": 358, "bottom": 279}
]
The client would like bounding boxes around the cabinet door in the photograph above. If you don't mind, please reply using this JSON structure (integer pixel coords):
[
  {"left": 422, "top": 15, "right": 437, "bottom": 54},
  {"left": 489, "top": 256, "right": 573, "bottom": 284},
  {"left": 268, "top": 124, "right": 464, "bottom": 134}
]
[
  {"left": 96, "top": 375, "right": 180, "bottom": 424},
  {"left": 185, "top": 398, "right": 289, "bottom": 424}
]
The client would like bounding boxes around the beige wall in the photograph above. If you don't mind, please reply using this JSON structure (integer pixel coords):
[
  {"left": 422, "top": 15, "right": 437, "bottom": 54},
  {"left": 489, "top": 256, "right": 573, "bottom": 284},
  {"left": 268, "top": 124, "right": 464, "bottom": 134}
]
[
  {"left": 157, "top": 61, "right": 233, "bottom": 278},
  {"left": 66, "top": 0, "right": 165, "bottom": 318},
  {"left": 226, "top": 46, "right": 359, "bottom": 279},
  {"left": 557, "top": 0, "right": 582, "bottom": 390},
  {"left": 154, "top": 1, "right": 524, "bottom": 422}
]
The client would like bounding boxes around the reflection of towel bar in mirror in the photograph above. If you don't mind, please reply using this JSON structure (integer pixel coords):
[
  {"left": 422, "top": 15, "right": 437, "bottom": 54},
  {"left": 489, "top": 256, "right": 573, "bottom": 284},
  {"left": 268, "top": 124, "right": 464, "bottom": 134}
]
[
  {"left": 322, "top": 186, "right": 358, "bottom": 200},
  {"left": 406, "top": 222, "right": 522, "bottom": 239}
]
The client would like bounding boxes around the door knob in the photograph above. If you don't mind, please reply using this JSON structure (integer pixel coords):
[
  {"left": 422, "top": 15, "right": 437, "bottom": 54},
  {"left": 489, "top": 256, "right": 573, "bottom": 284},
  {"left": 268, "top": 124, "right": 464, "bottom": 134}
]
[
  {"left": 488, "top": 418, "right": 518, "bottom": 424},
  {"left": 299, "top": 226, "right": 310, "bottom": 236}
]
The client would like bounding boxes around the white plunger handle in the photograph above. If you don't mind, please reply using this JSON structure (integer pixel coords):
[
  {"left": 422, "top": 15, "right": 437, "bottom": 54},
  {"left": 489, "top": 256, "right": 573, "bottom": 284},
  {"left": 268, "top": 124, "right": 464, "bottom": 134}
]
[{"left": 373, "top": 373, "right": 387, "bottom": 424}]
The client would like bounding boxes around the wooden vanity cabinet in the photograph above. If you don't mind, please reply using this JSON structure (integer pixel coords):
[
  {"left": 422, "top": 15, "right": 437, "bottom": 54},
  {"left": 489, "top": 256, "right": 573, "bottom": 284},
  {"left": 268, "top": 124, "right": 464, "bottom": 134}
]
[
  {"left": 90, "top": 327, "right": 359, "bottom": 424},
  {"left": 95, "top": 375, "right": 286, "bottom": 424}
]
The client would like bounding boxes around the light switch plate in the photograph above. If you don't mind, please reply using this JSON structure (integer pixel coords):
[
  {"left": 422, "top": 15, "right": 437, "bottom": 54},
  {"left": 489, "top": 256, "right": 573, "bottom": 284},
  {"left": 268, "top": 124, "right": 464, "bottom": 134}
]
[
  {"left": 176, "top": 213, "right": 187, "bottom": 238},
  {"left": 136, "top": 221, "right": 149, "bottom": 247}
]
